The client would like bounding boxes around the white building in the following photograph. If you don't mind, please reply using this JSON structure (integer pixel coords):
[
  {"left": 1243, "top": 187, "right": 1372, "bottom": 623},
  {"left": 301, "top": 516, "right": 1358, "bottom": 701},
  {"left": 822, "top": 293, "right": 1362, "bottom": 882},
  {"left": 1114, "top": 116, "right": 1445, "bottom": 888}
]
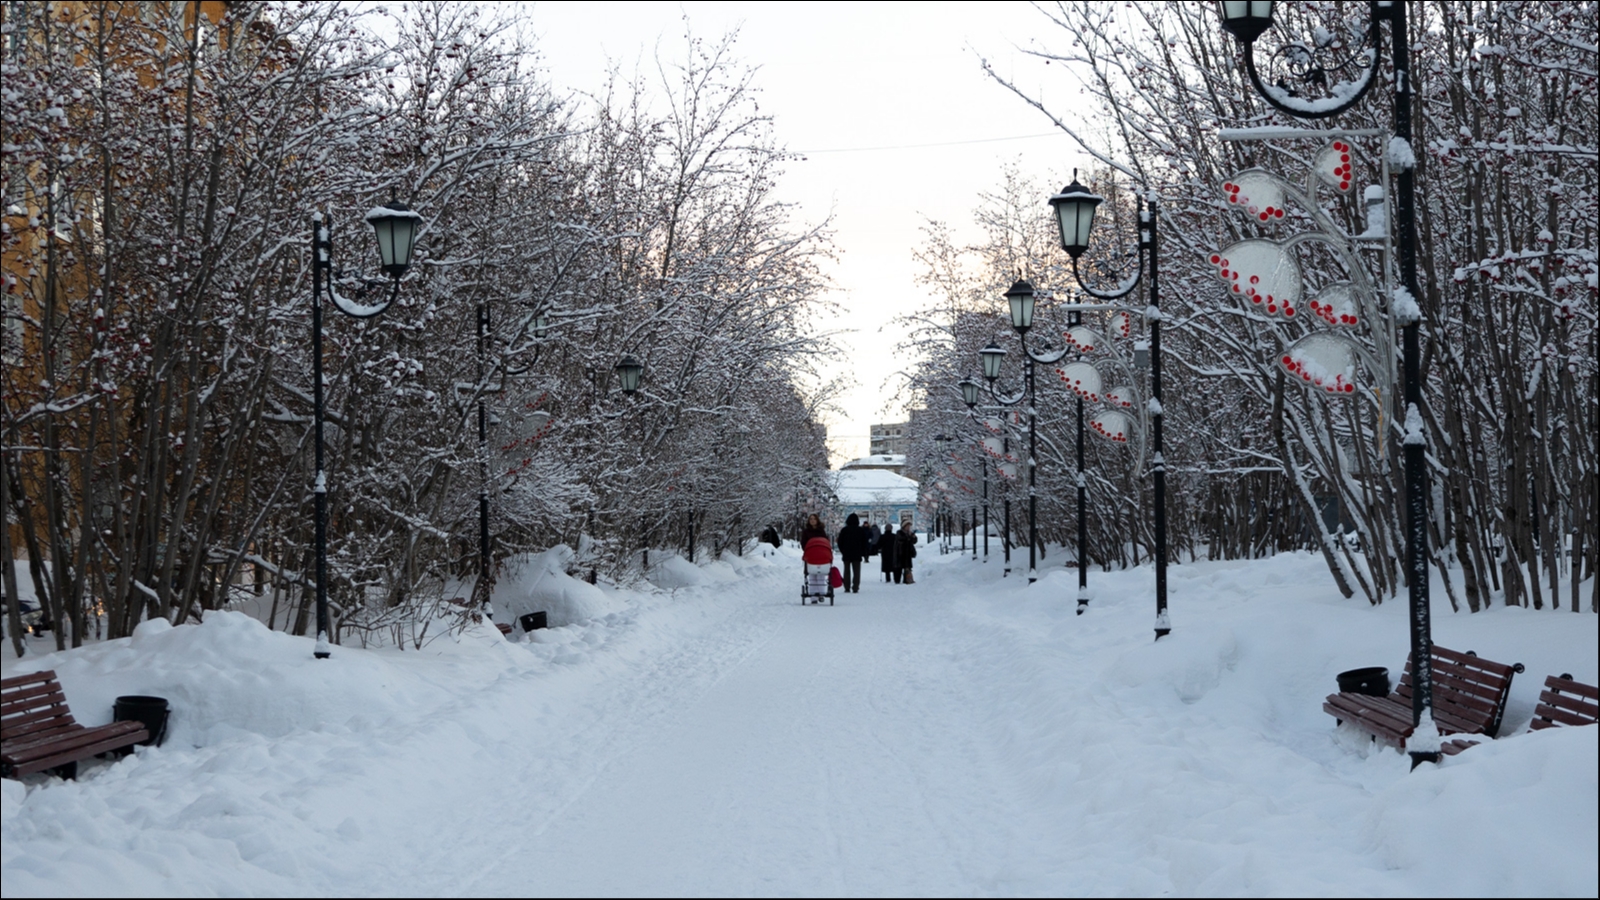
[{"left": 830, "top": 467, "right": 920, "bottom": 530}]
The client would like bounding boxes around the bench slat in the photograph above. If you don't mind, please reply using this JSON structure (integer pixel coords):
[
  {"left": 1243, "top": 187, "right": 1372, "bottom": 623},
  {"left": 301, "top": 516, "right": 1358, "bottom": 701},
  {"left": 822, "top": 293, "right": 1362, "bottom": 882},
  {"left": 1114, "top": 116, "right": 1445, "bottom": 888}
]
[
  {"left": 1550, "top": 678, "right": 1600, "bottom": 701},
  {"left": 3, "top": 720, "right": 143, "bottom": 760},
  {"left": 3, "top": 710, "right": 80, "bottom": 742},
  {"left": 1536, "top": 688, "right": 1600, "bottom": 720},
  {"left": 0, "top": 670, "right": 59, "bottom": 692},
  {"left": 0, "top": 683, "right": 69, "bottom": 717},
  {"left": 2, "top": 723, "right": 149, "bottom": 777}
]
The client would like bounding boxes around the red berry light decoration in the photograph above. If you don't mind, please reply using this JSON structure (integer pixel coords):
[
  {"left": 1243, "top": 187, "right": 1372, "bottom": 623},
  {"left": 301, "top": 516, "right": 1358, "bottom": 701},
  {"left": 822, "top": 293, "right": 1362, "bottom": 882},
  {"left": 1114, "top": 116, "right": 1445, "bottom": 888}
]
[
  {"left": 1307, "top": 282, "right": 1361, "bottom": 327},
  {"left": 1058, "top": 362, "right": 1104, "bottom": 402},
  {"left": 1211, "top": 239, "right": 1303, "bottom": 319},
  {"left": 1090, "top": 411, "right": 1134, "bottom": 444},
  {"left": 1222, "top": 169, "right": 1287, "bottom": 222},
  {"left": 1280, "top": 333, "right": 1360, "bottom": 396},
  {"left": 1314, "top": 140, "right": 1357, "bottom": 194}
]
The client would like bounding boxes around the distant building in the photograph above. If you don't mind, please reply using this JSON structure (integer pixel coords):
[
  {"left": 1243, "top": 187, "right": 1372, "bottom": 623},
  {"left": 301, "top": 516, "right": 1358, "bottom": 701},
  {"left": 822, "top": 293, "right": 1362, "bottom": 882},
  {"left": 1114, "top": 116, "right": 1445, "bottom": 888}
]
[
  {"left": 840, "top": 453, "right": 906, "bottom": 478},
  {"left": 830, "top": 468, "right": 920, "bottom": 531},
  {"left": 869, "top": 421, "right": 908, "bottom": 456}
]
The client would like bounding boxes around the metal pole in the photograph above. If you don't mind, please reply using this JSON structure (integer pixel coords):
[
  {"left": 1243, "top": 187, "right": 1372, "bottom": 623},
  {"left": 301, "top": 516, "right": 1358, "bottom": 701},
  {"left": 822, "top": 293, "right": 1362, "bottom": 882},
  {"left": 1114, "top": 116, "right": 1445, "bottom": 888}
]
[
  {"left": 983, "top": 456, "right": 989, "bottom": 561},
  {"left": 1027, "top": 354, "right": 1038, "bottom": 583},
  {"left": 1390, "top": 3, "right": 1435, "bottom": 766},
  {"left": 476, "top": 303, "right": 492, "bottom": 617},
  {"left": 971, "top": 507, "right": 977, "bottom": 560},
  {"left": 1150, "top": 197, "right": 1170, "bottom": 640},
  {"left": 1077, "top": 389, "right": 1088, "bottom": 614},
  {"left": 312, "top": 215, "right": 331, "bottom": 659},
  {"left": 1003, "top": 434, "right": 1011, "bottom": 576}
]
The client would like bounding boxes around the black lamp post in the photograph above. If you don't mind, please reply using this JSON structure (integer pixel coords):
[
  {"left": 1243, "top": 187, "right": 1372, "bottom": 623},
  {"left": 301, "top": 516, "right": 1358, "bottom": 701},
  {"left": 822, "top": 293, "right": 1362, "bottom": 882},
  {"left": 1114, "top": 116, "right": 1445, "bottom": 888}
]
[
  {"left": 310, "top": 201, "right": 421, "bottom": 659},
  {"left": 976, "top": 286, "right": 1072, "bottom": 584},
  {"left": 615, "top": 354, "right": 645, "bottom": 394},
  {"left": 1218, "top": 0, "right": 1437, "bottom": 767},
  {"left": 1066, "top": 308, "right": 1089, "bottom": 614},
  {"left": 1049, "top": 173, "right": 1168, "bottom": 639}
]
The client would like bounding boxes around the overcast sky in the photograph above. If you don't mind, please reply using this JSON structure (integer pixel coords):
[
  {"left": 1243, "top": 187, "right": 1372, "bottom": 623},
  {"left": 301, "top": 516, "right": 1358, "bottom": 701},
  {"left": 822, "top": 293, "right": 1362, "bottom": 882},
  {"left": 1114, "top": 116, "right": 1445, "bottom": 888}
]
[{"left": 521, "top": 1, "right": 1088, "bottom": 465}]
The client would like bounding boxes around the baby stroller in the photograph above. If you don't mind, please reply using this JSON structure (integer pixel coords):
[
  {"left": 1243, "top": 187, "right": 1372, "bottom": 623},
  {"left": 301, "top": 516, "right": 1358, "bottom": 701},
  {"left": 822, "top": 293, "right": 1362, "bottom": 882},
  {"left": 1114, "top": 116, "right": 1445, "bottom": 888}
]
[{"left": 802, "top": 537, "right": 836, "bottom": 606}]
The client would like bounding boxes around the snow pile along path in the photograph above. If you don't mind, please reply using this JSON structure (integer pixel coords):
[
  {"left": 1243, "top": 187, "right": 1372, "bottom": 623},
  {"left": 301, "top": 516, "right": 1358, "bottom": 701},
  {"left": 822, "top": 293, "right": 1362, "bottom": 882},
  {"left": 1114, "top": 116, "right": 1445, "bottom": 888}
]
[{"left": 2, "top": 548, "right": 1596, "bottom": 897}]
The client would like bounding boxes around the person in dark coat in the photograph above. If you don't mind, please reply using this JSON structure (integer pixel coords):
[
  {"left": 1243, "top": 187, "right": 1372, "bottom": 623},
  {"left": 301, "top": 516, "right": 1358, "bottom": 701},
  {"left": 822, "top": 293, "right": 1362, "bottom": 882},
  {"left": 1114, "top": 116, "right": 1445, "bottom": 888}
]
[
  {"left": 879, "top": 522, "right": 900, "bottom": 582},
  {"left": 897, "top": 517, "right": 918, "bottom": 584},
  {"left": 835, "top": 513, "right": 870, "bottom": 593},
  {"left": 799, "top": 513, "right": 827, "bottom": 546},
  {"left": 863, "top": 514, "right": 881, "bottom": 558},
  {"left": 760, "top": 525, "right": 781, "bottom": 548}
]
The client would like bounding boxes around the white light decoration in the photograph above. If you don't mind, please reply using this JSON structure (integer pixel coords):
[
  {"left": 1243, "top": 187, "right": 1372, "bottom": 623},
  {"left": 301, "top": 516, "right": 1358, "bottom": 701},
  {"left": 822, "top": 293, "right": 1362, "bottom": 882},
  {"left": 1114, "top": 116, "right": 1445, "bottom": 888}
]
[
  {"left": 1064, "top": 326, "right": 1105, "bottom": 353},
  {"left": 1106, "top": 385, "right": 1137, "bottom": 408},
  {"left": 1090, "top": 410, "right": 1135, "bottom": 443},
  {"left": 1281, "top": 333, "right": 1359, "bottom": 394},
  {"left": 1057, "top": 361, "right": 1104, "bottom": 402},
  {"left": 1110, "top": 311, "right": 1134, "bottom": 338},
  {"left": 1308, "top": 282, "right": 1362, "bottom": 327},
  {"left": 1211, "top": 239, "right": 1304, "bottom": 318},
  {"left": 1221, "top": 169, "right": 1287, "bottom": 222},
  {"left": 1314, "top": 140, "right": 1357, "bottom": 193}
]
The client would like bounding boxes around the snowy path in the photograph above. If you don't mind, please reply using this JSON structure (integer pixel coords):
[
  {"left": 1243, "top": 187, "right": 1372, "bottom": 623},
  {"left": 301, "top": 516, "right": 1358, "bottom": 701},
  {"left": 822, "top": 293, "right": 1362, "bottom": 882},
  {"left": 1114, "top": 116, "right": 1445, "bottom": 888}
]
[
  {"left": 346, "top": 567, "right": 1063, "bottom": 896},
  {"left": 3, "top": 549, "right": 1595, "bottom": 897}
]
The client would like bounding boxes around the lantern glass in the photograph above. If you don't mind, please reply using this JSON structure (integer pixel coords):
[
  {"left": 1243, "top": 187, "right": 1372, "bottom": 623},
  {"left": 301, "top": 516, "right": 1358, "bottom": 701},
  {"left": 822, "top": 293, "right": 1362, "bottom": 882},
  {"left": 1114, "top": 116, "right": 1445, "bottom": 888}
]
[
  {"left": 365, "top": 202, "right": 421, "bottom": 277},
  {"left": 980, "top": 343, "right": 1006, "bottom": 381},
  {"left": 1048, "top": 177, "right": 1103, "bottom": 259},
  {"left": 615, "top": 354, "right": 644, "bottom": 394},
  {"left": 1004, "top": 279, "right": 1036, "bottom": 333},
  {"left": 534, "top": 314, "right": 549, "bottom": 339},
  {"left": 1219, "top": 0, "right": 1274, "bottom": 43},
  {"left": 960, "top": 378, "right": 980, "bottom": 408}
]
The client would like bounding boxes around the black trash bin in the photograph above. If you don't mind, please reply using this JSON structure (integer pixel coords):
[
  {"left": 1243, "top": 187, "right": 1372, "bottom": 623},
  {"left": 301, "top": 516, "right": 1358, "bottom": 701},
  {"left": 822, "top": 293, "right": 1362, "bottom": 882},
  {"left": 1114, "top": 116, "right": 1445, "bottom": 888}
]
[
  {"left": 113, "top": 695, "right": 170, "bottom": 747},
  {"left": 519, "top": 611, "right": 548, "bottom": 632},
  {"left": 1336, "top": 666, "right": 1390, "bottom": 698}
]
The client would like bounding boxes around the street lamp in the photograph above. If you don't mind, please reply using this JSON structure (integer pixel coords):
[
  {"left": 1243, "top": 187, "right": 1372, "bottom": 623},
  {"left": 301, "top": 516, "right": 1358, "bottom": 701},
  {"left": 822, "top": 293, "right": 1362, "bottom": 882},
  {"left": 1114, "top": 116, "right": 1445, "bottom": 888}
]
[
  {"left": 1218, "top": 0, "right": 1438, "bottom": 768},
  {"left": 309, "top": 201, "right": 421, "bottom": 659},
  {"left": 1051, "top": 172, "right": 1169, "bottom": 639},
  {"left": 963, "top": 372, "right": 1017, "bottom": 576},
  {"left": 615, "top": 354, "right": 644, "bottom": 394},
  {"left": 974, "top": 290, "right": 1071, "bottom": 584}
]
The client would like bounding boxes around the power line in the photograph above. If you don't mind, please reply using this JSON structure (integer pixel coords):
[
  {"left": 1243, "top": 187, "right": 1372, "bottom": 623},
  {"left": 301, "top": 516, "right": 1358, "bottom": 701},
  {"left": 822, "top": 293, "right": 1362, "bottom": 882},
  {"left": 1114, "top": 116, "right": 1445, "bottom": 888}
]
[{"left": 793, "top": 131, "right": 1065, "bottom": 156}]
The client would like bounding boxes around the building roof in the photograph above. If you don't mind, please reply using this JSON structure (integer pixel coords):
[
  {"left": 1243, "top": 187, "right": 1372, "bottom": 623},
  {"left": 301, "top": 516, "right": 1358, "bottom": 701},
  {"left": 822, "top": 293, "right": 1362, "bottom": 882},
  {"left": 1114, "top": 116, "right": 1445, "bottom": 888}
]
[
  {"left": 830, "top": 467, "right": 919, "bottom": 506},
  {"left": 841, "top": 454, "right": 905, "bottom": 469}
]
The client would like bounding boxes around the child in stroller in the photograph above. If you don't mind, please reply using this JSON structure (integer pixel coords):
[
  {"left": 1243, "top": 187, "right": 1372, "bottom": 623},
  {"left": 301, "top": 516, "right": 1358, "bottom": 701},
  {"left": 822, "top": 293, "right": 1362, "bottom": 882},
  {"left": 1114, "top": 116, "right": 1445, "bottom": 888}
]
[{"left": 802, "top": 536, "right": 836, "bottom": 605}]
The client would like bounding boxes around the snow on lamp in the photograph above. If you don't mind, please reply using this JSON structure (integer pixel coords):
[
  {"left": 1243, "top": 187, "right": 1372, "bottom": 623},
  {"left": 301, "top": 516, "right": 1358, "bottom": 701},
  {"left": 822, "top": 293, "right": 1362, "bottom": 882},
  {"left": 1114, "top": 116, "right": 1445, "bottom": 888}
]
[
  {"left": 1048, "top": 173, "right": 1103, "bottom": 260},
  {"left": 365, "top": 202, "right": 421, "bottom": 277}
]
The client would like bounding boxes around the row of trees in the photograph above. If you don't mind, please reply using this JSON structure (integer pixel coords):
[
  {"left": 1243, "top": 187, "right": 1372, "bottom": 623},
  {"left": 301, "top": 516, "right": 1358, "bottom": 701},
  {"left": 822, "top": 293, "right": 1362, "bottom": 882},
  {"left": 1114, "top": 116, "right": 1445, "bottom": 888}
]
[
  {"left": 898, "top": 1, "right": 1596, "bottom": 613},
  {"left": 1, "top": 2, "right": 833, "bottom": 654}
]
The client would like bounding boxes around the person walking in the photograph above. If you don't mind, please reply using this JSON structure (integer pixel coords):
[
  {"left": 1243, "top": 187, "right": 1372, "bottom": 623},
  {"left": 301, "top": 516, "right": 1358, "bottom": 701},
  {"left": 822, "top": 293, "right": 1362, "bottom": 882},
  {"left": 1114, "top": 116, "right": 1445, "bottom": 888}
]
[
  {"left": 864, "top": 514, "right": 881, "bottom": 559},
  {"left": 879, "top": 521, "right": 900, "bottom": 583},
  {"left": 800, "top": 513, "right": 827, "bottom": 546},
  {"left": 897, "top": 517, "right": 918, "bottom": 585},
  {"left": 836, "top": 513, "right": 869, "bottom": 593}
]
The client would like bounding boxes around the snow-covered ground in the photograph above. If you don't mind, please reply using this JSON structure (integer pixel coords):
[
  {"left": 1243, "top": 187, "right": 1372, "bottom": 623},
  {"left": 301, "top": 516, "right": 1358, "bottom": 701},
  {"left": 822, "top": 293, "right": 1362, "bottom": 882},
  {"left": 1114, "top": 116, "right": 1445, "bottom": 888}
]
[{"left": 3, "top": 547, "right": 1596, "bottom": 897}]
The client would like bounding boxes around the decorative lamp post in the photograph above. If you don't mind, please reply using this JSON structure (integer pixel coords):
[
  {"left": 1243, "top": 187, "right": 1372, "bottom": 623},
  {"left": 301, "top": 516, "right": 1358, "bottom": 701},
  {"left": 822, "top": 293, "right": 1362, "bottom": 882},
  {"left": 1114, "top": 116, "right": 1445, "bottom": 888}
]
[
  {"left": 1067, "top": 308, "right": 1089, "bottom": 613},
  {"left": 1218, "top": 0, "right": 1437, "bottom": 769},
  {"left": 310, "top": 201, "right": 421, "bottom": 659},
  {"left": 975, "top": 291, "right": 1071, "bottom": 584},
  {"left": 1051, "top": 172, "right": 1168, "bottom": 638}
]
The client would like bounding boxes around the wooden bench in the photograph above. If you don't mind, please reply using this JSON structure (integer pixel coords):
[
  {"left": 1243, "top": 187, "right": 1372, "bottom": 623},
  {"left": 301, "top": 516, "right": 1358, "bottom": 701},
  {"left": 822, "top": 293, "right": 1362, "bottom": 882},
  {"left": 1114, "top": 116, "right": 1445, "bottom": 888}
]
[
  {"left": 1529, "top": 674, "right": 1599, "bottom": 731},
  {"left": 2, "top": 670, "right": 149, "bottom": 780},
  {"left": 1323, "top": 645, "right": 1523, "bottom": 753}
]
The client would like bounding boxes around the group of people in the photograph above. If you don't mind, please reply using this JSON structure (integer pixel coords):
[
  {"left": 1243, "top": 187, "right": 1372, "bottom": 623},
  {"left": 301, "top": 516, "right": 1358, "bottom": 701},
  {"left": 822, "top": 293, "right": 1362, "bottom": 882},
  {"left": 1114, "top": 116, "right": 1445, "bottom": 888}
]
[{"left": 799, "top": 512, "right": 917, "bottom": 593}]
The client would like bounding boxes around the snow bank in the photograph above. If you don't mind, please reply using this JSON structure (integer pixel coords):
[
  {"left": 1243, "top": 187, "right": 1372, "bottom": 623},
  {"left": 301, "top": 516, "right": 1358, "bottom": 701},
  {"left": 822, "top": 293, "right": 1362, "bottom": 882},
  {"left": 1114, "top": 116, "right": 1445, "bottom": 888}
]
[
  {"left": 1, "top": 611, "right": 524, "bottom": 749},
  {"left": 493, "top": 546, "right": 624, "bottom": 628}
]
